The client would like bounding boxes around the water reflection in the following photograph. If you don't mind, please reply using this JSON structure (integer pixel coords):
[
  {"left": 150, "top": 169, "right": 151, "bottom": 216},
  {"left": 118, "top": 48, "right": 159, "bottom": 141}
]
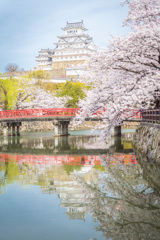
[
  {"left": 0, "top": 133, "right": 134, "bottom": 154},
  {"left": 0, "top": 132, "right": 160, "bottom": 239},
  {"left": 75, "top": 155, "right": 160, "bottom": 240}
]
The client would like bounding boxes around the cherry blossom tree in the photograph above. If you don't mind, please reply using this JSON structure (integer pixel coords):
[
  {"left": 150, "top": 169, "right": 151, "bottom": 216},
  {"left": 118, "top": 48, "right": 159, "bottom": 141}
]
[
  {"left": 122, "top": 0, "right": 160, "bottom": 26},
  {"left": 17, "top": 86, "right": 69, "bottom": 109},
  {"left": 77, "top": 0, "right": 160, "bottom": 137},
  {"left": 15, "top": 77, "right": 36, "bottom": 109}
]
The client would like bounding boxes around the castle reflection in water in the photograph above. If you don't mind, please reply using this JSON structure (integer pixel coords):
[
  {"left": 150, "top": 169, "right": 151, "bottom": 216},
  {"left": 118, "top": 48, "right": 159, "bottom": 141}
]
[{"left": 0, "top": 133, "right": 136, "bottom": 221}]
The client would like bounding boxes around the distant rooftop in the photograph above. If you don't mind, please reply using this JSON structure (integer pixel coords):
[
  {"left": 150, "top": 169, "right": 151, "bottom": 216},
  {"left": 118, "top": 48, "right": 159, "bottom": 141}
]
[
  {"left": 62, "top": 21, "right": 87, "bottom": 31},
  {"left": 38, "top": 48, "right": 54, "bottom": 53}
]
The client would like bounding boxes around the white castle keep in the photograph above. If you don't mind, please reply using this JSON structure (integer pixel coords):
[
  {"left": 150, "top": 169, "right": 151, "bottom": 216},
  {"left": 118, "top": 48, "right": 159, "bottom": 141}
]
[{"left": 36, "top": 21, "right": 96, "bottom": 79}]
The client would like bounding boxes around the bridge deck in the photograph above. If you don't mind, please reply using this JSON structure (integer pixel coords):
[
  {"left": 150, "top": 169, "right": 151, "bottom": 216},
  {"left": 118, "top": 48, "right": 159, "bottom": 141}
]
[
  {"left": 0, "top": 108, "right": 103, "bottom": 122},
  {"left": 0, "top": 116, "right": 102, "bottom": 123},
  {"left": 0, "top": 108, "right": 141, "bottom": 122}
]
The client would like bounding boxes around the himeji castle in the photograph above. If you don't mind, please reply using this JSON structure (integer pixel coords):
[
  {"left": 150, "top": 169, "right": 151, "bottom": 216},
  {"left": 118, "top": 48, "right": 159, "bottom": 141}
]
[
  {"left": 36, "top": 21, "right": 96, "bottom": 79},
  {"left": 36, "top": 49, "right": 54, "bottom": 71}
]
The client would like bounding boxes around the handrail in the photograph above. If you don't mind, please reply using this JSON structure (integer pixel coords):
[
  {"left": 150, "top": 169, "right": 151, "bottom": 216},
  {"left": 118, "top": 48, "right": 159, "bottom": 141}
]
[
  {"left": 0, "top": 108, "right": 80, "bottom": 119},
  {"left": 0, "top": 108, "right": 142, "bottom": 120},
  {"left": 142, "top": 109, "right": 160, "bottom": 124}
]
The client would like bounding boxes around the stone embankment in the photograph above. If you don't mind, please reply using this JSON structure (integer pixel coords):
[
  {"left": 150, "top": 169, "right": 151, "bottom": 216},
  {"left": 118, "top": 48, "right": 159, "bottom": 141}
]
[
  {"left": 0, "top": 121, "right": 104, "bottom": 134},
  {"left": 133, "top": 125, "right": 160, "bottom": 163},
  {"left": 121, "top": 122, "right": 140, "bottom": 129},
  {"left": 0, "top": 120, "right": 140, "bottom": 134},
  {"left": 21, "top": 121, "right": 54, "bottom": 132}
]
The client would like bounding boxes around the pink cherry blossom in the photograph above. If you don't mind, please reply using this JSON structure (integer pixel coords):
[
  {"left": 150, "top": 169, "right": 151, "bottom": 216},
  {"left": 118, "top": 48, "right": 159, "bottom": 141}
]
[{"left": 77, "top": 0, "right": 160, "bottom": 138}]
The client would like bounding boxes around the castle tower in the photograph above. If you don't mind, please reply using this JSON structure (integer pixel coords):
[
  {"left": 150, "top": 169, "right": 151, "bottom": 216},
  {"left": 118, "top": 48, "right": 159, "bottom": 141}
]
[
  {"left": 52, "top": 21, "right": 96, "bottom": 72},
  {"left": 36, "top": 48, "right": 54, "bottom": 70}
]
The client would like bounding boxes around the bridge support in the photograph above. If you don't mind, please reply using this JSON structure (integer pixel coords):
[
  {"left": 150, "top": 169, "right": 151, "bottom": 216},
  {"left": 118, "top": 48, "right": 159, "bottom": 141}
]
[
  {"left": 12, "top": 124, "right": 16, "bottom": 136},
  {"left": 16, "top": 123, "right": 21, "bottom": 136},
  {"left": 111, "top": 126, "right": 121, "bottom": 137},
  {"left": 62, "top": 121, "right": 70, "bottom": 135},
  {"left": 2, "top": 123, "right": 7, "bottom": 137},
  {"left": 1, "top": 122, "right": 22, "bottom": 137},
  {"left": 8, "top": 124, "right": 11, "bottom": 136},
  {"left": 53, "top": 121, "right": 61, "bottom": 136},
  {"left": 53, "top": 120, "right": 70, "bottom": 136}
]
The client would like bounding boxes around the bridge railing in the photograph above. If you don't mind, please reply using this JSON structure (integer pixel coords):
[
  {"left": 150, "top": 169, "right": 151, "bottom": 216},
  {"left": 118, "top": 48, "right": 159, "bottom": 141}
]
[
  {"left": 0, "top": 108, "right": 142, "bottom": 120},
  {"left": 142, "top": 109, "right": 160, "bottom": 123},
  {"left": 0, "top": 108, "right": 80, "bottom": 119},
  {"left": 122, "top": 109, "right": 141, "bottom": 119}
]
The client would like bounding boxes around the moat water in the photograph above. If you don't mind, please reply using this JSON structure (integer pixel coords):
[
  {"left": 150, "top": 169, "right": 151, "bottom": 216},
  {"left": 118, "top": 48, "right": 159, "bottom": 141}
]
[{"left": 0, "top": 130, "right": 160, "bottom": 240}]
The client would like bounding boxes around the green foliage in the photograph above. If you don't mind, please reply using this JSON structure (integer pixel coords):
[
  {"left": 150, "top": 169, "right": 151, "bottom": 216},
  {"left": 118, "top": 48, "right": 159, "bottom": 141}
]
[
  {"left": 36, "top": 80, "right": 59, "bottom": 93},
  {"left": 5, "top": 161, "right": 20, "bottom": 183},
  {"left": 0, "top": 78, "right": 19, "bottom": 109},
  {"left": 0, "top": 72, "right": 3, "bottom": 76},
  {"left": 57, "top": 81, "right": 87, "bottom": 107},
  {"left": 94, "top": 165, "right": 106, "bottom": 171},
  {"left": 0, "top": 160, "right": 21, "bottom": 194},
  {"left": 27, "top": 70, "right": 51, "bottom": 80},
  {"left": 63, "top": 164, "right": 82, "bottom": 175}
]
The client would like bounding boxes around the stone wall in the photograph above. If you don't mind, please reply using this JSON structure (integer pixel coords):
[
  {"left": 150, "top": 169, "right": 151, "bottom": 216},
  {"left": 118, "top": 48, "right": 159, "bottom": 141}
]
[
  {"left": 133, "top": 125, "right": 160, "bottom": 163},
  {"left": 0, "top": 120, "right": 140, "bottom": 135},
  {"left": 52, "top": 60, "right": 85, "bottom": 70},
  {"left": 0, "top": 121, "right": 104, "bottom": 134},
  {"left": 49, "top": 69, "right": 66, "bottom": 78},
  {"left": 21, "top": 121, "right": 104, "bottom": 132},
  {"left": 21, "top": 121, "right": 54, "bottom": 132},
  {"left": 121, "top": 121, "right": 140, "bottom": 129}
]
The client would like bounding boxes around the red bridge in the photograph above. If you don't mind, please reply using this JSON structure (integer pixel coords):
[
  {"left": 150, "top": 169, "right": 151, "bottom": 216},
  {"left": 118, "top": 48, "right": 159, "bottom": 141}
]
[
  {"left": 0, "top": 153, "right": 137, "bottom": 166},
  {"left": 0, "top": 108, "right": 80, "bottom": 119},
  {"left": 0, "top": 108, "right": 141, "bottom": 120},
  {"left": 0, "top": 108, "right": 141, "bottom": 137}
]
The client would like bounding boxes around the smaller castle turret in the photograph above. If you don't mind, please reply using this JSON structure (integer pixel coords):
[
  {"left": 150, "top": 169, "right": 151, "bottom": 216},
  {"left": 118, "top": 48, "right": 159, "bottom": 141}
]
[{"left": 36, "top": 48, "right": 54, "bottom": 70}]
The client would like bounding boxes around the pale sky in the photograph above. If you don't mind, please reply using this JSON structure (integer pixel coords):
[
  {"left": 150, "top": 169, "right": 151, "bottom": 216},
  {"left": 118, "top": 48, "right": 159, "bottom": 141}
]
[{"left": 0, "top": 0, "right": 130, "bottom": 73}]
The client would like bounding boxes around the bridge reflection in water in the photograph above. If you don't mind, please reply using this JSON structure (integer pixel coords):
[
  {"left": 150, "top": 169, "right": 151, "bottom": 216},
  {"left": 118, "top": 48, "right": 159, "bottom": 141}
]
[
  {"left": 0, "top": 132, "right": 159, "bottom": 240},
  {"left": 0, "top": 153, "right": 137, "bottom": 166}
]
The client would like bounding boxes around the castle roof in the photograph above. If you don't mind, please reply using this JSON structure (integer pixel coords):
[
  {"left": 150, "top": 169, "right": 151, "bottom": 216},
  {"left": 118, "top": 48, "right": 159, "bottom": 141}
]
[
  {"left": 62, "top": 21, "right": 87, "bottom": 31},
  {"left": 38, "top": 48, "right": 54, "bottom": 53},
  {"left": 57, "top": 34, "right": 91, "bottom": 39}
]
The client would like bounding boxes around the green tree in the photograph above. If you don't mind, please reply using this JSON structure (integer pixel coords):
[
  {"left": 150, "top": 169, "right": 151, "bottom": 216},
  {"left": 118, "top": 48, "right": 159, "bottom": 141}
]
[
  {"left": 35, "top": 80, "right": 59, "bottom": 93},
  {"left": 27, "top": 70, "right": 50, "bottom": 80},
  {"left": 57, "top": 81, "right": 87, "bottom": 108},
  {"left": 0, "top": 78, "right": 19, "bottom": 109}
]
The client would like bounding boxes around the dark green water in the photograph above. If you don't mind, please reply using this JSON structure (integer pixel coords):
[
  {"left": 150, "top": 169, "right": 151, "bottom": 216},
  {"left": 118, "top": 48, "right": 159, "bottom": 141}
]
[{"left": 0, "top": 130, "right": 160, "bottom": 240}]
